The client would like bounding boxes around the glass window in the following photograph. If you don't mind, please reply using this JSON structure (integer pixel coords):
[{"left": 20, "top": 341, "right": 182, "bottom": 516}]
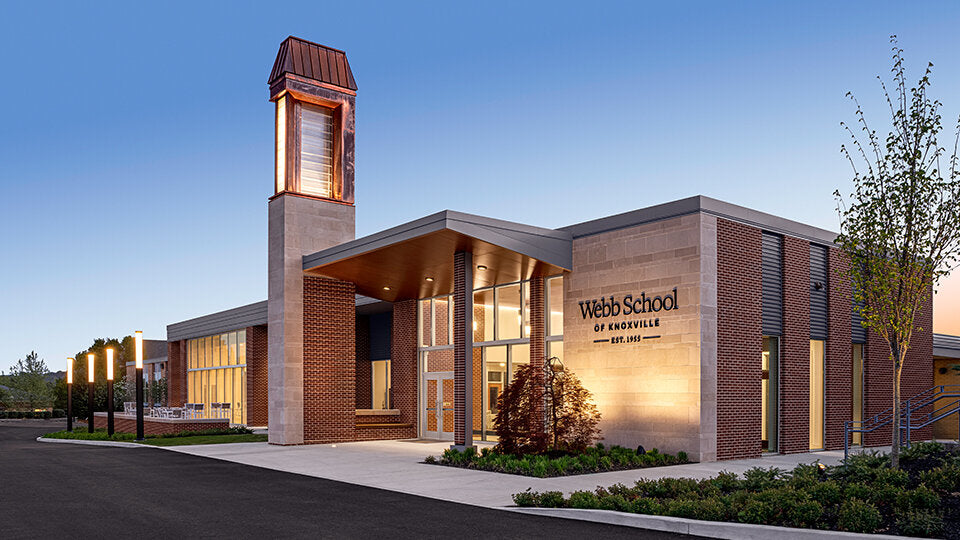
[
  {"left": 372, "top": 359, "right": 391, "bottom": 409},
  {"left": 220, "top": 334, "right": 229, "bottom": 367},
  {"left": 484, "top": 346, "right": 507, "bottom": 440},
  {"left": 510, "top": 343, "right": 530, "bottom": 384},
  {"left": 522, "top": 281, "right": 531, "bottom": 338},
  {"left": 419, "top": 299, "right": 432, "bottom": 347},
  {"left": 809, "top": 340, "right": 825, "bottom": 450},
  {"left": 762, "top": 337, "right": 779, "bottom": 452},
  {"left": 211, "top": 335, "right": 221, "bottom": 368},
  {"left": 238, "top": 331, "right": 246, "bottom": 364},
  {"left": 547, "top": 276, "right": 564, "bottom": 336},
  {"left": 275, "top": 96, "right": 286, "bottom": 193},
  {"left": 473, "top": 289, "right": 494, "bottom": 342},
  {"left": 204, "top": 337, "right": 212, "bottom": 369},
  {"left": 548, "top": 341, "right": 563, "bottom": 366},
  {"left": 228, "top": 332, "right": 237, "bottom": 366},
  {"left": 299, "top": 103, "right": 334, "bottom": 198},
  {"left": 496, "top": 284, "right": 521, "bottom": 340},
  {"left": 434, "top": 297, "right": 452, "bottom": 346},
  {"left": 852, "top": 344, "right": 864, "bottom": 446}
]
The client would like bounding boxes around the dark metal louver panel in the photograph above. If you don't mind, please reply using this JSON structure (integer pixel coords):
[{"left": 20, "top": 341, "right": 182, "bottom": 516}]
[
  {"left": 369, "top": 312, "right": 392, "bottom": 361},
  {"left": 761, "top": 232, "right": 783, "bottom": 336},
  {"left": 810, "top": 244, "right": 829, "bottom": 340},
  {"left": 851, "top": 289, "right": 866, "bottom": 343}
]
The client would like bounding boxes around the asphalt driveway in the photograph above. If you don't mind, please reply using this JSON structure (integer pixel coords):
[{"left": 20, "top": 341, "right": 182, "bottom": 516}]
[{"left": 0, "top": 420, "right": 699, "bottom": 539}]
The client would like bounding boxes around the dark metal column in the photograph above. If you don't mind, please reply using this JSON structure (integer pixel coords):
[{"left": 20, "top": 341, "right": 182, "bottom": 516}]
[
  {"left": 136, "top": 368, "right": 144, "bottom": 440},
  {"left": 87, "top": 380, "right": 94, "bottom": 433}
]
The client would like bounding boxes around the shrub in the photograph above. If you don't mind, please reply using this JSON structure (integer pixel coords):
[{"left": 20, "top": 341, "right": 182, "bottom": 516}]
[
  {"left": 424, "top": 455, "right": 437, "bottom": 464},
  {"left": 630, "top": 497, "right": 662, "bottom": 515},
  {"left": 919, "top": 463, "right": 960, "bottom": 493},
  {"left": 52, "top": 409, "right": 65, "bottom": 418},
  {"left": 897, "top": 485, "right": 940, "bottom": 511},
  {"left": 837, "top": 499, "right": 882, "bottom": 534},
  {"left": 809, "top": 480, "right": 842, "bottom": 507},
  {"left": 538, "top": 491, "right": 565, "bottom": 508},
  {"left": 901, "top": 442, "right": 944, "bottom": 463},
  {"left": 567, "top": 491, "right": 599, "bottom": 509},
  {"left": 896, "top": 510, "right": 944, "bottom": 538},
  {"left": 598, "top": 494, "right": 631, "bottom": 512},
  {"left": 513, "top": 489, "right": 538, "bottom": 507},
  {"left": 742, "top": 467, "right": 784, "bottom": 491},
  {"left": 787, "top": 499, "right": 823, "bottom": 529},
  {"left": 676, "top": 451, "right": 688, "bottom": 463},
  {"left": 737, "top": 498, "right": 776, "bottom": 524},
  {"left": 664, "top": 498, "right": 701, "bottom": 519}
]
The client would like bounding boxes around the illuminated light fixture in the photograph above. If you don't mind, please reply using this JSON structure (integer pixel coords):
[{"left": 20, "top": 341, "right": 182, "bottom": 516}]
[
  {"left": 106, "top": 348, "right": 114, "bottom": 381},
  {"left": 383, "top": 286, "right": 391, "bottom": 291},
  {"left": 525, "top": 325, "right": 531, "bottom": 335},
  {"left": 424, "top": 277, "right": 434, "bottom": 282},
  {"left": 476, "top": 265, "right": 487, "bottom": 271},
  {"left": 87, "top": 354, "right": 95, "bottom": 383},
  {"left": 135, "top": 331, "right": 143, "bottom": 369},
  {"left": 67, "top": 357, "right": 74, "bottom": 384},
  {"left": 472, "top": 321, "right": 478, "bottom": 331}
]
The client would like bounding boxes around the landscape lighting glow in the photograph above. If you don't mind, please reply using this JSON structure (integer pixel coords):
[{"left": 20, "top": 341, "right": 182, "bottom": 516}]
[
  {"left": 135, "top": 331, "right": 143, "bottom": 369},
  {"left": 106, "top": 348, "right": 114, "bottom": 381},
  {"left": 87, "top": 354, "right": 95, "bottom": 383},
  {"left": 67, "top": 357, "right": 73, "bottom": 384}
]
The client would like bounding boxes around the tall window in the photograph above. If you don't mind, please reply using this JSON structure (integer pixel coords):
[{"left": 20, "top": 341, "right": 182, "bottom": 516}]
[
  {"left": 186, "top": 330, "right": 247, "bottom": 425},
  {"left": 372, "top": 359, "right": 391, "bottom": 409},
  {"left": 762, "top": 337, "right": 779, "bottom": 452},
  {"left": 809, "top": 340, "right": 826, "bottom": 449},
  {"left": 852, "top": 344, "right": 864, "bottom": 445},
  {"left": 299, "top": 103, "right": 335, "bottom": 198}
]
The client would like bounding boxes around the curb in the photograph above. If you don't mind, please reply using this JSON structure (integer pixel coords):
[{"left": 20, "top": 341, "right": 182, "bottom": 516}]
[
  {"left": 36, "top": 436, "right": 153, "bottom": 449},
  {"left": 506, "top": 507, "right": 918, "bottom": 540}
]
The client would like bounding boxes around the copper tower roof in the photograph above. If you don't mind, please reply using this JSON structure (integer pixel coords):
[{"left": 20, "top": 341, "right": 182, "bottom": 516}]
[{"left": 268, "top": 36, "right": 357, "bottom": 91}]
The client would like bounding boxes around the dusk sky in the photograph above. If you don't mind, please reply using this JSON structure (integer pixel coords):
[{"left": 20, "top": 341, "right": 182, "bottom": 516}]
[{"left": 2, "top": 1, "right": 959, "bottom": 373}]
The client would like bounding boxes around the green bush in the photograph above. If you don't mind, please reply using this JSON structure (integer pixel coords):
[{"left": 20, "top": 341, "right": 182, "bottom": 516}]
[
  {"left": 567, "top": 491, "right": 599, "bottom": 509},
  {"left": 896, "top": 510, "right": 944, "bottom": 538},
  {"left": 630, "top": 497, "right": 662, "bottom": 515},
  {"left": 919, "top": 463, "right": 960, "bottom": 493},
  {"left": 598, "top": 494, "right": 631, "bottom": 512},
  {"left": 539, "top": 491, "right": 565, "bottom": 508},
  {"left": 837, "top": 499, "right": 882, "bottom": 534},
  {"left": 901, "top": 442, "right": 944, "bottom": 463},
  {"left": 897, "top": 485, "right": 940, "bottom": 511},
  {"left": 52, "top": 409, "right": 65, "bottom": 418},
  {"left": 742, "top": 467, "right": 784, "bottom": 491},
  {"left": 809, "top": 480, "right": 842, "bottom": 507},
  {"left": 512, "top": 489, "right": 538, "bottom": 507}
]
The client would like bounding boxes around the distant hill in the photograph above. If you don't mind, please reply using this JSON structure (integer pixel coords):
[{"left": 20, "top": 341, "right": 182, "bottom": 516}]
[{"left": 45, "top": 371, "right": 65, "bottom": 384}]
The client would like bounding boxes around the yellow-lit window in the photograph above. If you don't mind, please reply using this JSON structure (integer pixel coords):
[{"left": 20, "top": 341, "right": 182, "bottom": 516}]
[
  {"left": 372, "top": 360, "right": 391, "bottom": 409},
  {"left": 299, "top": 103, "right": 334, "bottom": 198},
  {"left": 275, "top": 96, "right": 286, "bottom": 193}
]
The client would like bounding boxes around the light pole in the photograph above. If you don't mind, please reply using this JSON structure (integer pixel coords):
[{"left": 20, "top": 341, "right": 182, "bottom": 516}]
[
  {"left": 87, "top": 353, "right": 95, "bottom": 433},
  {"left": 106, "top": 348, "right": 115, "bottom": 436},
  {"left": 135, "top": 331, "right": 144, "bottom": 441},
  {"left": 66, "top": 357, "right": 74, "bottom": 432}
]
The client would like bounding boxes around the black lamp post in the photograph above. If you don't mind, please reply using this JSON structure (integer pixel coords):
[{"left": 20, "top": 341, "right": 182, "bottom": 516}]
[
  {"left": 135, "top": 331, "right": 144, "bottom": 441},
  {"left": 106, "top": 347, "right": 115, "bottom": 436},
  {"left": 87, "top": 353, "right": 95, "bottom": 433},
  {"left": 66, "top": 357, "right": 74, "bottom": 432}
]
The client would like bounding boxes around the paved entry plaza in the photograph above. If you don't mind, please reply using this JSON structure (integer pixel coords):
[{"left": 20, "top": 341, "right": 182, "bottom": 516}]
[{"left": 165, "top": 438, "right": 864, "bottom": 508}]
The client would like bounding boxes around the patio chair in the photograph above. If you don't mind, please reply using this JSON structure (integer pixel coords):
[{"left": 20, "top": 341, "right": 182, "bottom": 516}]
[
  {"left": 211, "top": 402, "right": 222, "bottom": 418},
  {"left": 193, "top": 403, "right": 204, "bottom": 419},
  {"left": 220, "top": 402, "right": 232, "bottom": 421}
]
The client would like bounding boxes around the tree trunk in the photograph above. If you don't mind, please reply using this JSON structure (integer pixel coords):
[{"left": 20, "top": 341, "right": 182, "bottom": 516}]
[{"left": 891, "top": 342, "right": 903, "bottom": 469}]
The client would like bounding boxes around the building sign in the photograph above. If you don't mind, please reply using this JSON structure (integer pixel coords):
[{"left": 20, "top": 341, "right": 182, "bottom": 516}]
[{"left": 578, "top": 287, "right": 678, "bottom": 345}]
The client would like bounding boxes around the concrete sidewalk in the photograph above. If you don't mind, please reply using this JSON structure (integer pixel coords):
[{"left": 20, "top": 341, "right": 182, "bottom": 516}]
[{"left": 163, "top": 440, "right": 869, "bottom": 508}]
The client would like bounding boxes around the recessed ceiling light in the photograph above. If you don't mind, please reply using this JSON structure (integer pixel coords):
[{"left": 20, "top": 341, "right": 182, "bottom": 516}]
[
  {"left": 477, "top": 265, "right": 487, "bottom": 270},
  {"left": 424, "top": 277, "right": 434, "bottom": 282},
  {"left": 383, "top": 286, "right": 391, "bottom": 291}
]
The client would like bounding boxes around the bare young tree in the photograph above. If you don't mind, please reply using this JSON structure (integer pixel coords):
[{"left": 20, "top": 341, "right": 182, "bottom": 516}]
[{"left": 836, "top": 36, "right": 960, "bottom": 468}]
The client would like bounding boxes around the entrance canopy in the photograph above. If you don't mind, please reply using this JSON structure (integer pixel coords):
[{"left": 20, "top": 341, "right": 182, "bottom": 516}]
[{"left": 302, "top": 210, "right": 572, "bottom": 302}]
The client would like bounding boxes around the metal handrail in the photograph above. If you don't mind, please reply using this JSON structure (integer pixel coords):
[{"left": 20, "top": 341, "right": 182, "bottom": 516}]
[{"left": 844, "top": 385, "right": 960, "bottom": 459}]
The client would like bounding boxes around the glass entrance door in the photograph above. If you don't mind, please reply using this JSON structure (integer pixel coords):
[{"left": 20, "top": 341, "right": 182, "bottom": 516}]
[
  {"left": 762, "top": 337, "right": 779, "bottom": 452},
  {"left": 423, "top": 371, "right": 454, "bottom": 440}
]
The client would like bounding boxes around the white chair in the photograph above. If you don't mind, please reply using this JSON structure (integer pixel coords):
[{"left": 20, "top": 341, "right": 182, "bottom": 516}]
[{"left": 220, "top": 402, "right": 232, "bottom": 421}]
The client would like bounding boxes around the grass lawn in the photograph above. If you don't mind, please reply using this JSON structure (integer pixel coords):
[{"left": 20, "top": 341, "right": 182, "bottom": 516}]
[
  {"left": 43, "top": 427, "right": 264, "bottom": 446},
  {"left": 137, "top": 433, "right": 267, "bottom": 446}
]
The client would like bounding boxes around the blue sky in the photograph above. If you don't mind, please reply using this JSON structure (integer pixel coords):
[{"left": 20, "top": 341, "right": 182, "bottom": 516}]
[{"left": 2, "top": 1, "right": 959, "bottom": 372}]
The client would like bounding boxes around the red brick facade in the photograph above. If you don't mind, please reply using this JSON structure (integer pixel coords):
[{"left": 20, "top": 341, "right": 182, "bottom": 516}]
[
  {"left": 390, "top": 300, "right": 418, "bottom": 437},
  {"left": 246, "top": 325, "right": 269, "bottom": 426},
  {"left": 302, "top": 275, "right": 357, "bottom": 443},
  {"left": 780, "top": 236, "right": 811, "bottom": 454},
  {"left": 355, "top": 315, "right": 372, "bottom": 409},
  {"left": 825, "top": 249, "right": 853, "bottom": 450},
  {"left": 93, "top": 413, "right": 228, "bottom": 435},
  {"left": 529, "top": 276, "right": 546, "bottom": 438},
  {"left": 716, "top": 219, "right": 763, "bottom": 460},
  {"left": 167, "top": 340, "right": 186, "bottom": 407},
  {"left": 454, "top": 251, "right": 468, "bottom": 446}
]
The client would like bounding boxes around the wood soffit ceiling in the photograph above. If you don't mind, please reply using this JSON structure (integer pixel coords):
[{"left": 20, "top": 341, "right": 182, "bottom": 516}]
[{"left": 304, "top": 230, "right": 570, "bottom": 303}]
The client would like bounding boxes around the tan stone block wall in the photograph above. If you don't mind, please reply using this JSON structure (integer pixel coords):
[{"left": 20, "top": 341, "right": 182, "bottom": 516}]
[{"left": 564, "top": 213, "right": 712, "bottom": 459}]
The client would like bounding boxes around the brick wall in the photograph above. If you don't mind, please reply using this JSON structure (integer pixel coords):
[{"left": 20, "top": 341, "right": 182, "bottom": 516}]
[
  {"left": 454, "top": 252, "right": 467, "bottom": 446},
  {"left": 780, "top": 236, "right": 811, "bottom": 453},
  {"left": 390, "top": 300, "right": 418, "bottom": 437},
  {"left": 355, "top": 315, "right": 372, "bottom": 409},
  {"left": 302, "top": 275, "right": 357, "bottom": 443},
  {"left": 529, "top": 276, "right": 546, "bottom": 438},
  {"left": 167, "top": 340, "right": 186, "bottom": 407},
  {"left": 825, "top": 248, "right": 853, "bottom": 450},
  {"left": 93, "top": 413, "right": 228, "bottom": 435},
  {"left": 246, "top": 325, "right": 269, "bottom": 426},
  {"left": 716, "top": 219, "right": 762, "bottom": 460}
]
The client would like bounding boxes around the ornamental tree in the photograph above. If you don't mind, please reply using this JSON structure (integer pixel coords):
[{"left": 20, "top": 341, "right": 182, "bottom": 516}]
[{"left": 835, "top": 37, "right": 960, "bottom": 468}]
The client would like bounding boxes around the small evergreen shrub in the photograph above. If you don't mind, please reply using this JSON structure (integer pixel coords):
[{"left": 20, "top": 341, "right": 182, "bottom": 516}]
[
  {"left": 837, "top": 499, "right": 882, "bottom": 534},
  {"left": 896, "top": 510, "right": 944, "bottom": 538}
]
